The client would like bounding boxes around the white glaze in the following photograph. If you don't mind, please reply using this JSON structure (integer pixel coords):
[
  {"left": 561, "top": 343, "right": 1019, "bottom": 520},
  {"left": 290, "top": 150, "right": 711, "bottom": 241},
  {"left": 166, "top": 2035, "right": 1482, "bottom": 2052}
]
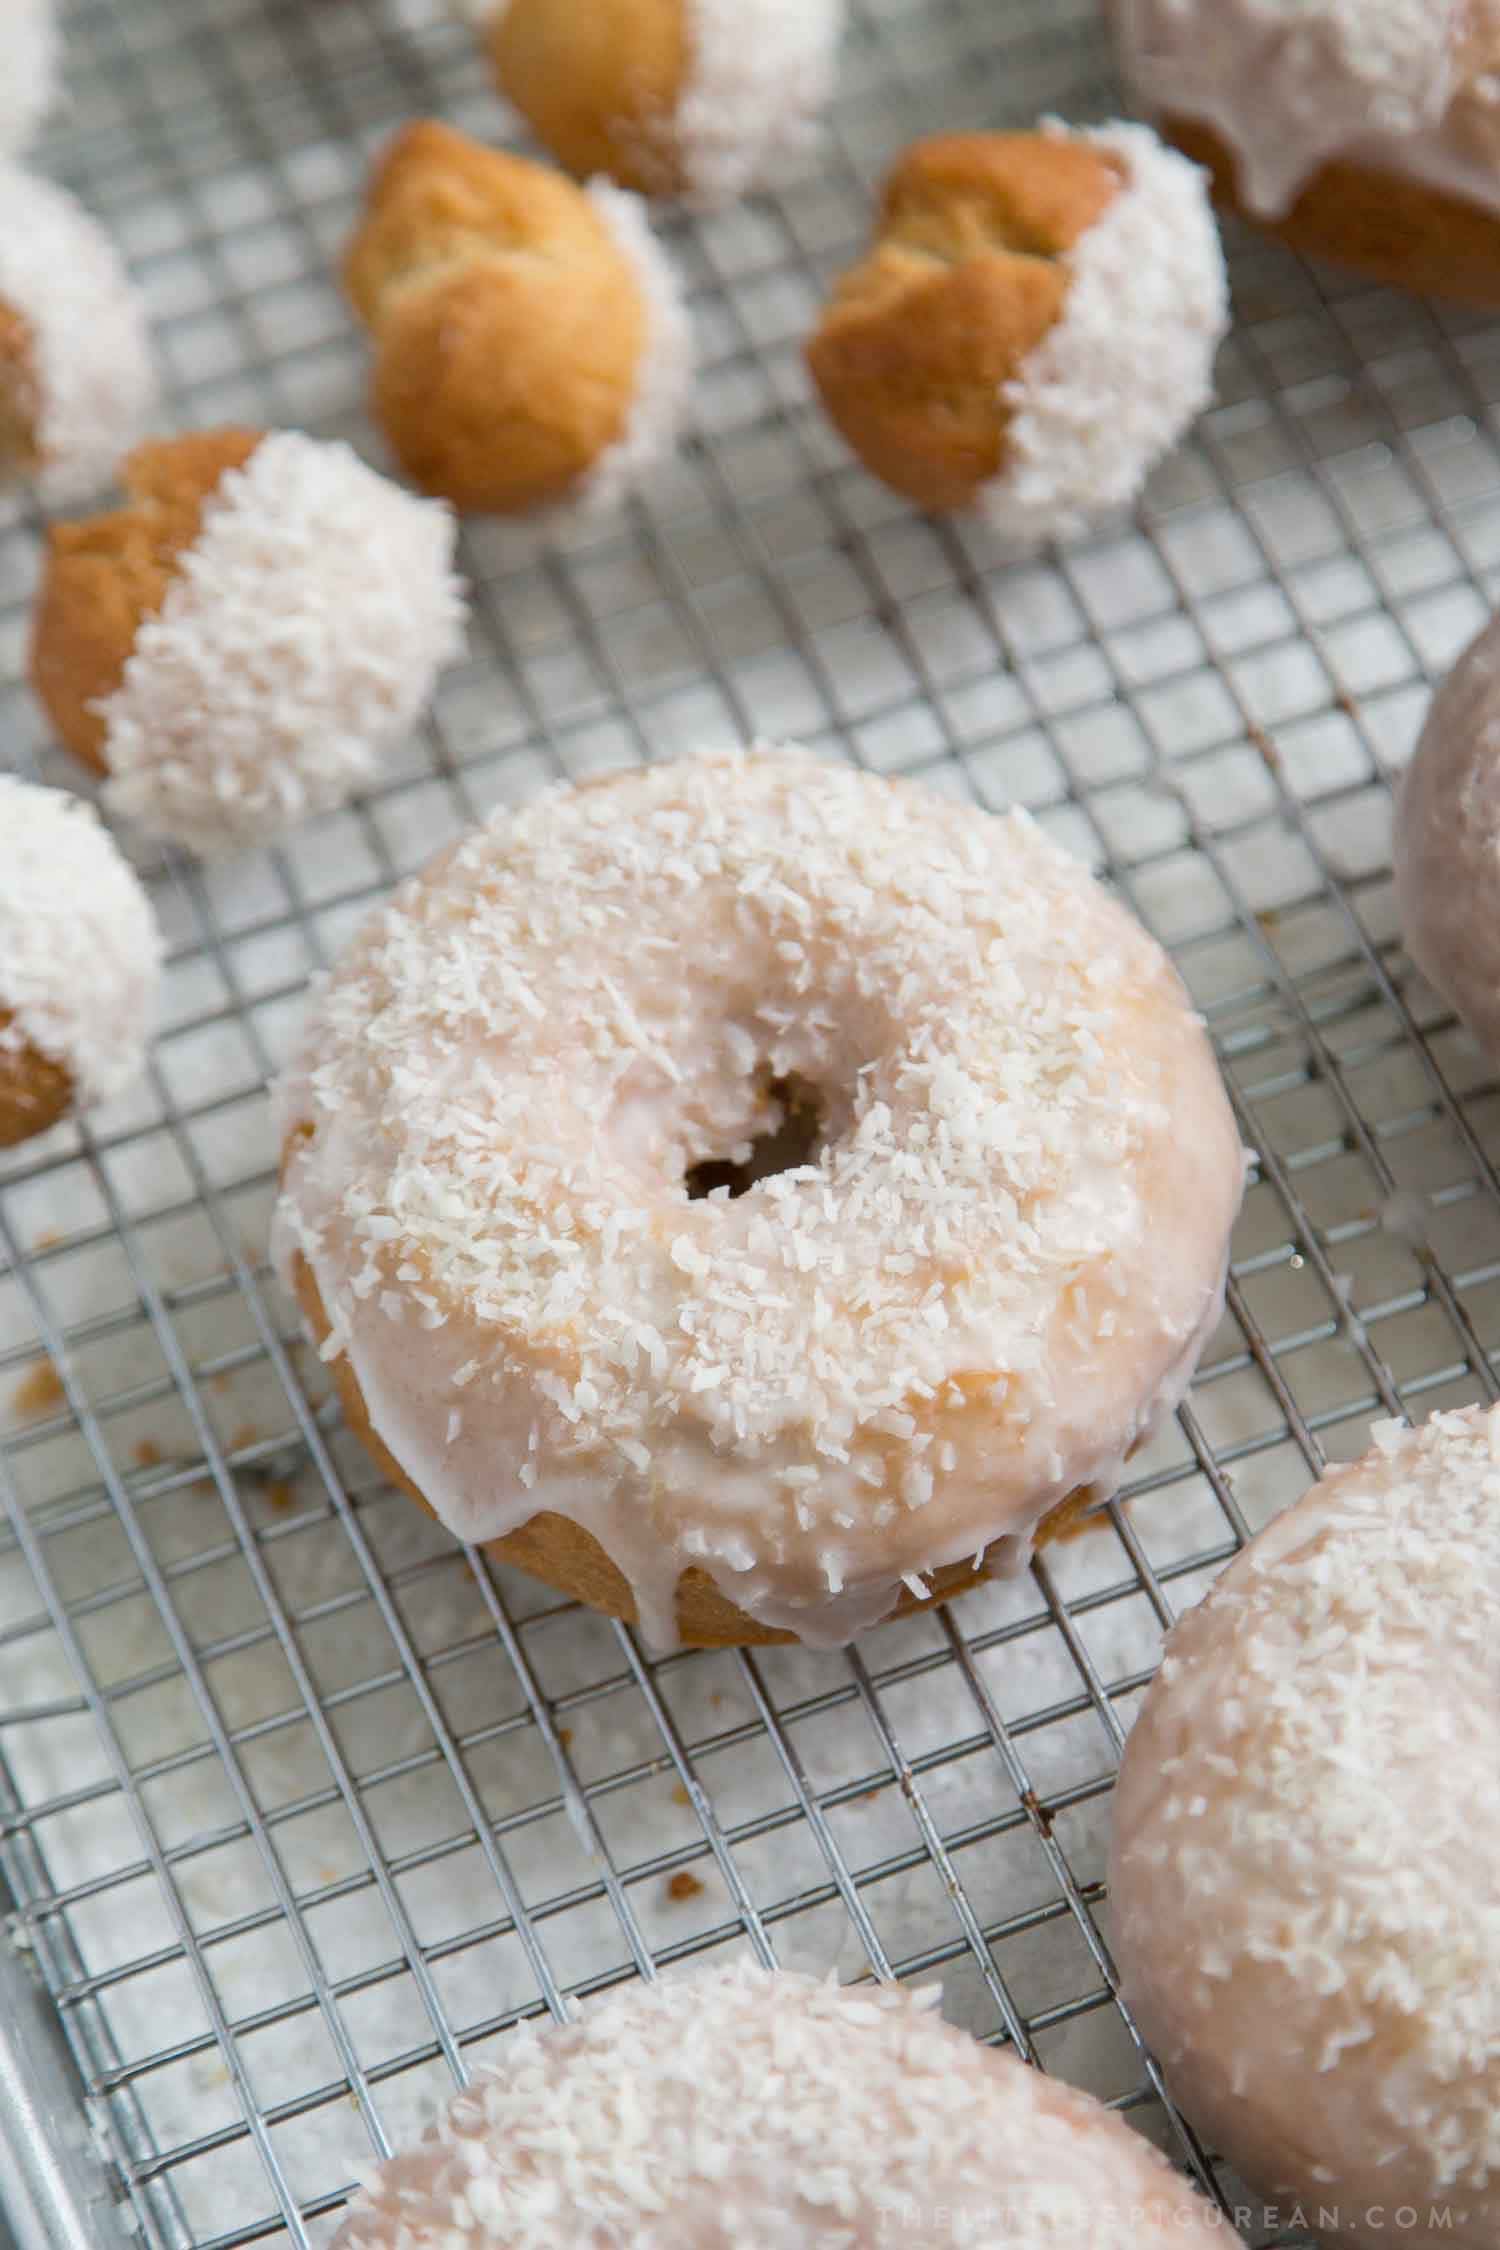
[
  {"left": 0, "top": 778, "right": 161, "bottom": 1109},
  {"left": 675, "top": 0, "right": 844, "bottom": 205},
  {"left": 1113, "top": 0, "right": 1500, "bottom": 220},
  {"left": 978, "top": 121, "right": 1228, "bottom": 543},
  {"left": 332, "top": 1962, "right": 1225, "bottom": 2250},
  {"left": 1111, "top": 1405, "right": 1500, "bottom": 2246},
  {"left": 561, "top": 181, "right": 693, "bottom": 520},
  {"left": 0, "top": 165, "right": 156, "bottom": 504},
  {"left": 274, "top": 750, "right": 1243, "bottom": 1648},
  {"left": 101, "top": 433, "right": 466, "bottom": 856},
  {"left": 0, "top": 0, "right": 60, "bottom": 155},
  {"left": 1395, "top": 610, "right": 1500, "bottom": 1064}
]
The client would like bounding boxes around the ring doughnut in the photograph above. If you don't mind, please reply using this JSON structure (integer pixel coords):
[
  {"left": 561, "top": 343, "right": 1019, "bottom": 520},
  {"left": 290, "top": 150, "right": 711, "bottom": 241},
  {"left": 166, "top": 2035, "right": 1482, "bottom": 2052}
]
[
  {"left": 1394, "top": 611, "right": 1500, "bottom": 1063},
  {"left": 1110, "top": 1405, "right": 1500, "bottom": 2247},
  {"left": 1108, "top": 1, "right": 1500, "bottom": 310},
  {"left": 331, "top": 1960, "right": 1225, "bottom": 2249},
  {"left": 274, "top": 749, "right": 1243, "bottom": 1648}
]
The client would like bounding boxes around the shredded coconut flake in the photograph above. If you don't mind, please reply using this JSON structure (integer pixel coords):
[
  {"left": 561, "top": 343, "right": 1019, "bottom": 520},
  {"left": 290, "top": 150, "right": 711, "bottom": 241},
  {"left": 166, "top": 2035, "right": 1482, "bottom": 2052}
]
[
  {"left": 573, "top": 182, "right": 693, "bottom": 517},
  {"left": 0, "top": 165, "right": 156, "bottom": 504},
  {"left": 331, "top": 1960, "right": 1222, "bottom": 2250},
  {"left": 674, "top": 0, "right": 844, "bottom": 206},
  {"left": 274, "top": 748, "right": 1241, "bottom": 1646},
  {"left": 1113, "top": 1403, "right": 1500, "bottom": 2216},
  {"left": 977, "top": 121, "right": 1227, "bottom": 545},
  {"left": 0, "top": 778, "right": 161, "bottom": 1106},
  {"left": 100, "top": 432, "right": 467, "bottom": 855},
  {"left": 0, "top": 0, "right": 60, "bottom": 154}
]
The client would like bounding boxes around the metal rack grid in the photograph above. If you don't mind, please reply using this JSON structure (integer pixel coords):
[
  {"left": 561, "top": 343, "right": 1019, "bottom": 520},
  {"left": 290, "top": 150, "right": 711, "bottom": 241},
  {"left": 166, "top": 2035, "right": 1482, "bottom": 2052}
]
[{"left": 4, "top": 0, "right": 1500, "bottom": 2243}]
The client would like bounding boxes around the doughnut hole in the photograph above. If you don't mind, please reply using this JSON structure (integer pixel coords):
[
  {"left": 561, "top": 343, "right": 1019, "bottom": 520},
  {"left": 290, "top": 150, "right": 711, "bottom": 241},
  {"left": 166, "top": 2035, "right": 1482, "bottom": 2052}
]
[
  {"left": 683, "top": 1071, "right": 825, "bottom": 1199},
  {"left": 806, "top": 132, "right": 1120, "bottom": 511},
  {"left": 343, "top": 121, "right": 650, "bottom": 513},
  {"left": 0, "top": 1011, "right": 72, "bottom": 1147},
  {"left": 29, "top": 426, "right": 262, "bottom": 770},
  {"left": 0, "top": 296, "right": 40, "bottom": 479},
  {"left": 486, "top": 0, "right": 692, "bottom": 195}
]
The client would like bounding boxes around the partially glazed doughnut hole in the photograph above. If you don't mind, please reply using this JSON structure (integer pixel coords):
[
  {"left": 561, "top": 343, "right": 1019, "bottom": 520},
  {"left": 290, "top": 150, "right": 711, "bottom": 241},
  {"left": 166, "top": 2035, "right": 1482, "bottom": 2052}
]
[
  {"left": 0, "top": 298, "right": 40, "bottom": 478},
  {"left": 683, "top": 1070, "right": 825, "bottom": 1200}
]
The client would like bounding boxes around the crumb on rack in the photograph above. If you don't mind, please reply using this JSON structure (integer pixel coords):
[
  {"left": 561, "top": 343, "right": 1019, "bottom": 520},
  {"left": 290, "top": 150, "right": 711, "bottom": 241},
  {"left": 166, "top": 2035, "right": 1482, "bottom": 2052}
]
[
  {"left": 134, "top": 1438, "right": 161, "bottom": 1468},
  {"left": 11, "top": 1358, "right": 63, "bottom": 1418},
  {"left": 666, "top": 1869, "right": 705, "bottom": 1903}
]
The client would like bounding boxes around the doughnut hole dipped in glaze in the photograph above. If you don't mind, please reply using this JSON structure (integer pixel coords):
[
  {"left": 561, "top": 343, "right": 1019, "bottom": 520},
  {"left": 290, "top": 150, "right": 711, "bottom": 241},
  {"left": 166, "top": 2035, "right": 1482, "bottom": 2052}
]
[
  {"left": 804, "top": 124, "right": 1228, "bottom": 539},
  {"left": 29, "top": 427, "right": 466, "bottom": 855},
  {"left": 273, "top": 749, "right": 1245, "bottom": 1650},
  {"left": 485, "top": 0, "right": 844, "bottom": 203},
  {"left": 0, "top": 166, "right": 156, "bottom": 503},
  {"left": 1395, "top": 610, "right": 1500, "bottom": 1062},
  {"left": 1110, "top": 0, "right": 1500, "bottom": 308},
  {"left": 1110, "top": 1405, "right": 1500, "bottom": 2248},
  {"left": 332, "top": 1962, "right": 1228, "bottom": 2250},
  {"left": 343, "top": 122, "right": 692, "bottom": 518},
  {"left": 0, "top": 779, "right": 161, "bottom": 1148}
]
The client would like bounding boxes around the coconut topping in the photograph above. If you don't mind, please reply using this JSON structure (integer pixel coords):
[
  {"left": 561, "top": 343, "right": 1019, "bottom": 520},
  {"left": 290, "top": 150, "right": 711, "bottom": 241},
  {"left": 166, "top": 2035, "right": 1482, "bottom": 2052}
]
[
  {"left": 568, "top": 181, "right": 694, "bottom": 520},
  {"left": 1111, "top": 1404, "right": 1500, "bottom": 2222},
  {"left": 0, "top": 778, "right": 161, "bottom": 1108},
  {"left": 1113, "top": 0, "right": 1478, "bottom": 219},
  {"left": 332, "top": 1960, "right": 1224, "bottom": 2250},
  {"left": 675, "top": 0, "right": 844, "bottom": 205},
  {"left": 1, "top": 0, "right": 60, "bottom": 155},
  {"left": 0, "top": 166, "right": 156, "bottom": 504},
  {"left": 978, "top": 122, "right": 1228, "bottom": 543},
  {"left": 100, "top": 432, "right": 466, "bottom": 855},
  {"left": 274, "top": 749, "right": 1242, "bottom": 1646}
]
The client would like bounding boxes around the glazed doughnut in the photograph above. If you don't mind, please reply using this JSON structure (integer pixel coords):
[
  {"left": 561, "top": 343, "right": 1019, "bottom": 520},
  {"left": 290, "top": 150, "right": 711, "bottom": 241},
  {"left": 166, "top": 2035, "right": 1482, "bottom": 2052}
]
[
  {"left": 485, "top": 0, "right": 844, "bottom": 204},
  {"left": 1110, "top": 1405, "right": 1500, "bottom": 2248},
  {"left": 344, "top": 122, "right": 691, "bottom": 518},
  {"left": 1394, "top": 612, "right": 1500, "bottom": 1062},
  {"left": 0, "top": 778, "right": 161, "bottom": 1148},
  {"left": 805, "top": 125, "right": 1227, "bottom": 537},
  {"left": 332, "top": 1960, "right": 1226, "bottom": 2249},
  {"left": 0, "top": 166, "right": 155, "bottom": 503},
  {"left": 1110, "top": 1, "right": 1500, "bottom": 308},
  {"left": 273, "top": 749, "right": 1243, "bottom": 1648},
  {"left": 1, "top": 0, "right": 59, "bottom": 155},
  {"left": 30, "top": 427, "right": 465, "bottom": 854}
]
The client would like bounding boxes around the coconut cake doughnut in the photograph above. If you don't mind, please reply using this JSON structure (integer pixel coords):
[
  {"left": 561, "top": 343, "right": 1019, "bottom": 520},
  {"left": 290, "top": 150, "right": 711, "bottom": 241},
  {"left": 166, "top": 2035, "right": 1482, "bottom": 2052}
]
[
  {"left": 273, "top": 749, "right": 1243, "bottom": 1649},
  {"left": 485, "top": 0, "right": 844, "bottom": 204},
  {"left": 29, "top": 426, "right": 466, "bottom": 855},
  {"left": 1394, "top": 612, "right": 1500, "bottom": 1063},
  {"left": 805, "top": 124, "right": 1228, "bottom": 538},
  {"left": 332, "top": 1960, "right": 1225, "bottom": 2250},
  {"left": 343, "top": 122, "right": 692, "bottom": 518},
  {"left": 0, "top": 166, "right": 156, "bottom": 503},
  {"left": 0, "top": 778, "right": 161, "bottom": 1147},
  {"left": 1110, "top": 1, "right": 1500, "bottom": 308},
  {"left": 1110, "top": 1404, "right": 1500, "bottom": 2248}
]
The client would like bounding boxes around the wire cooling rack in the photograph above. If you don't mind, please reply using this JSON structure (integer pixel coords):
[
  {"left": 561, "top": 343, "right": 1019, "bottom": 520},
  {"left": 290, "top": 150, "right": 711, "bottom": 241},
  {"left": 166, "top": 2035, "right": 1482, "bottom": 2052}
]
[{"left": 5, "top": 0, "right": 1500, "bottom": 2244}]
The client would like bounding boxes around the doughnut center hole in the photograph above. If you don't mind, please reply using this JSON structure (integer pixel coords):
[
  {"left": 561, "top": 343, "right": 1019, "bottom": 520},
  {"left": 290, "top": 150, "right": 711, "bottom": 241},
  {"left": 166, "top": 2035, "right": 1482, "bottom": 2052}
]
[{"left": 684, "top": 1074, "right": 826, "bottom": 1201}]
